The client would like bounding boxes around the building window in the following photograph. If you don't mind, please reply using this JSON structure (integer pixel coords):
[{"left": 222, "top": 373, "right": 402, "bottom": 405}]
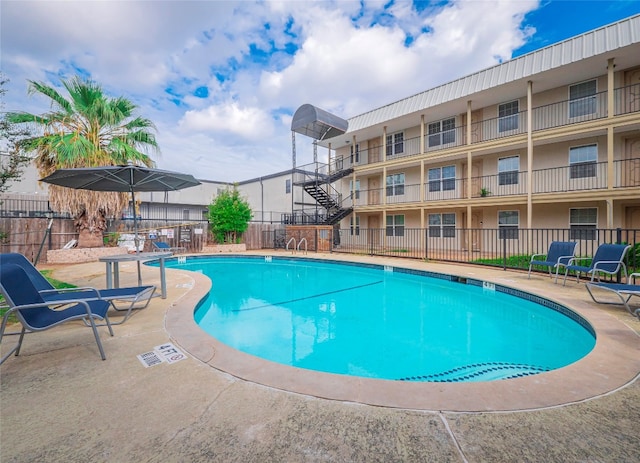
[
  {"left": 285, "top": 179, "right": 291, "bottom": 194},
  {"left": 570, "top": 208, "right": 597, "bottom": 240},
  {"left": 569, "top": 80, "right": 597, "bottom": 118},
  {"left": 498, "top": 210, "right": 519, "bottom": 239},
  {"left": 428, "top": 117, "right": 456, "bottom": 147},
  {"left": 386, "top": 173, "right": 405, "bottom": 196},
  {"left": 569, "top": 144, "right": 597, "bottom": 179},
  {"left": 350, "top": 144, "right": 360, "bottom": 164},
  {"left": 350, "top": 215, "right": 360, "bottom": 236},
  {"left": 498, "top": 100, "right": 519, "bottom": 132},
  {"left": 428, "top": 166, "right": 456, "bottom": 192},
  {"left": 183, "top": 209, "right": 190, "bottom": 220},
  {"left": 428, "top": 213, "right": 456, "bottom": 238},
  {"left": 386, "top": 132, "right": 404, "bottom": 156},
  {"left": 498, "top": 156, "right": 519, "bottom": 185},
  {"left": 386, "top": 214, "right": 405, "bottom": 237},
  {"left": 349, "top": 179, "right": 361, "bottom": 200}
]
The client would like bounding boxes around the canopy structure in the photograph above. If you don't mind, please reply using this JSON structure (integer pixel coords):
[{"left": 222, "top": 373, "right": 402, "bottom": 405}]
[{"left": 291, "top": 104, "right": 348, "bottom": 141}]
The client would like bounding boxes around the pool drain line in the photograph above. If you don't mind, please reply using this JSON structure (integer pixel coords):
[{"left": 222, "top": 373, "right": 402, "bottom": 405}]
[{"left": 232, "top": 280, "right": 384, "bottom": 312}]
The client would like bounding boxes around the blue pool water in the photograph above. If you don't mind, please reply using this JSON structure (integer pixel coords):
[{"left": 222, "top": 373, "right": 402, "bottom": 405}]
[{"left": 163, "top": 256, "right": 596, "bottom": 382}]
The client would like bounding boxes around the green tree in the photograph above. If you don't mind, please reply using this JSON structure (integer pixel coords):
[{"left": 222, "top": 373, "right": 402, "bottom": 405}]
[
  {"left": 0, "top": 74, "right": 32, "bottom": 193},
  {"left": 208, "top": 188, "right": 252, "bottom": 243},
  {"left": 6, "top": 76, "right": 159, "bottom": 247}
]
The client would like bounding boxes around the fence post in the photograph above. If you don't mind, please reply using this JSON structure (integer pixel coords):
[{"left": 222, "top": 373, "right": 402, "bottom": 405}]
[
  {"left": 424, "top": 228, "right": 428, "bottom": 260},
  {"left": 502, "top": 233, "right": 507, "bottom": 271}
]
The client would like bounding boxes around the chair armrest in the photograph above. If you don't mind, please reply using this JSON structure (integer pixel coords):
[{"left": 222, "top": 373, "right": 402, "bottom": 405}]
[
  {"left": 529, "top": 253, "right": 546, "bottom": 262},
  {"left": 591, "top": 260, "right": 624, "bottom": 273},
  {"left": 5, "top": 299, "right": 94, "bottom": 314},
  {"left": 40, "top": 287, "right": 101, "bottom": 298},
  {"left": 566, "top": 257, "right": 583, "bottom": 266},
  {"left": 556, "top": 255, "right": 574, "bottom": 265},
  {"left": 629, "top": 273, "right": 640, "bottom": 284}
]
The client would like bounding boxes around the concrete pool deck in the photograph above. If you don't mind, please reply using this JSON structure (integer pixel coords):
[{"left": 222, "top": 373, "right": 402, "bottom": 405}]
[{"left": 1, "top": 251, "right": 639, "bottom": 462}]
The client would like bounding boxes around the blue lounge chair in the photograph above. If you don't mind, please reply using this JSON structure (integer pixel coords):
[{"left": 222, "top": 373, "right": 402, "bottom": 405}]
[
  {"left": 528, "top": 241, "right": 577, "bottom": 283},
  {"left": 0, "top": 264, "right": 114, "bottom": 363},
  {"left": 562, "top": 243, "right": 632, "bottom": 286},
  {"left": 152, "top": 241, "right": 185, "bottom": 254},
  {"left": 586, "top": 272, "right": 640, "bottom": 318},
  {"left": 0, "top": 253, "right": 156, "bottom": 325}
]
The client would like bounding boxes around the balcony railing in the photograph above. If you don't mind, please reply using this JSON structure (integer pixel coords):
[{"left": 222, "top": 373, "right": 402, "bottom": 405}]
[
  {"left": 614, "top": 82, "right": 640, "bottom": 116},
  {"left": 336, "top": 84, "right": 639, "bottom": 173},
  {"left": 532, "top": 162, "right": 608, "bottom": 193},
  {"left": 532, "top": 90, "right": 608, "bottom": 131},
  {"left": 350, "top": 158, "right": 639, "bottom": 207},
  {"left": 424, "top": 177, "right": 466, "bottom": 201}
]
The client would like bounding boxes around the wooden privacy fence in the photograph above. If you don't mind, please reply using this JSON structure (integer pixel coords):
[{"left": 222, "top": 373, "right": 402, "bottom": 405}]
[{"left": 0, "top": 218, "right": 282, "bottom": 262}]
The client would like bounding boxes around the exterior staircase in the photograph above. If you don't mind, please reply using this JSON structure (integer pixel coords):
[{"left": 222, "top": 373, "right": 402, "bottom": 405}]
[{"left": 301, "top": 167, "right": 353, "bottom": 225}]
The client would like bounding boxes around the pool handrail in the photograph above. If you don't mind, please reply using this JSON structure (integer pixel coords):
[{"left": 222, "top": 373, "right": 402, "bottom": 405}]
[
  {"left": 286, "top": 237, "right": 296, "bottom": 253},
  {"left": 297, "top": 238, "right": 308, "bottom": 255}
]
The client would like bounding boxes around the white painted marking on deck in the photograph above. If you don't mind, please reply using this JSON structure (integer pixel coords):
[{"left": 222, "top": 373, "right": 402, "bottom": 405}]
[{"left": 137, "top": 343, "right": 187, "bottom": 367}]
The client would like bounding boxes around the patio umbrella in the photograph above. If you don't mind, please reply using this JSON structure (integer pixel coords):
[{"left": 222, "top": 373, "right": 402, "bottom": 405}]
[{"left": 40, "top": 164, "right": 201, "bottom": 284}]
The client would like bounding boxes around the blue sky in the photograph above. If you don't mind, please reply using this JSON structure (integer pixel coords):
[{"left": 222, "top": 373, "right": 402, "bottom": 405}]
[{"left": 2, "top": 0, "right": 639, "bottom": 185}]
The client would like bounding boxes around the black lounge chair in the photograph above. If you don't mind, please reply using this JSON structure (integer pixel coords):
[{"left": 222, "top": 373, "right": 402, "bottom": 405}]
[
  {"left": 528, "top": 241, "right": 577, "bottom": 283},
  {"left": 0, "top": 253, "right": 156, "bottom": 325},
  {"left": 0, "top": 264, "right": 113, "bottom": 363}
]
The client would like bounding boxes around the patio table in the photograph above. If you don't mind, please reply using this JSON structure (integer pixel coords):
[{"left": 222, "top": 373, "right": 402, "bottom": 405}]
[{"left": 99, "top": 252, "right": 172, "bottom": 298}]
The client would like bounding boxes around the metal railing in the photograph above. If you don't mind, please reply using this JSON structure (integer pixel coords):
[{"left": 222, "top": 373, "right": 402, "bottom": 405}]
[
  {"left": 332, "top": 84, "right": 639, "bottom": 174},
  {"left": 347, "top": 158, "right": 639, "bottom": 207},
  {"left": 333, "top": 227, "right": 640, "bottom": 279}
]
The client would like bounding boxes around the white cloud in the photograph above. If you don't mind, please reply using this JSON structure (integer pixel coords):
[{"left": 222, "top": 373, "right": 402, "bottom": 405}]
[
  {"left": 179, "top": 102, "right": 275, "bottom": 140},
  {"left": 1, "top": 0, "right": 542, "bottom": 183}
]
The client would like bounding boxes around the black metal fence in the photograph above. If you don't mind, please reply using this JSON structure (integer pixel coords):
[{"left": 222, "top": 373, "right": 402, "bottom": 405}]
[{"left": 262, "top": 226, "right": 640, "bottom": 279}]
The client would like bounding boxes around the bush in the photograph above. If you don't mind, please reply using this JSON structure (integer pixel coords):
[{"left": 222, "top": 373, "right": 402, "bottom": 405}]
[{"left": 208, "top": 188, "right": 252, "bottom": 244}]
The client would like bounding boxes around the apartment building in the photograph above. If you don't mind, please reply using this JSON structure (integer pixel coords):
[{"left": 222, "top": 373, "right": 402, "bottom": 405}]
[{"left": 312, "top": 15, "right": 640, "bottom": 253}]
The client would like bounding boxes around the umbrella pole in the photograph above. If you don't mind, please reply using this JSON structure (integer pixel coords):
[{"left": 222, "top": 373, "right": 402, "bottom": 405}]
[{"left": 131, "top": 188, "right": 142, "bottom": 286}]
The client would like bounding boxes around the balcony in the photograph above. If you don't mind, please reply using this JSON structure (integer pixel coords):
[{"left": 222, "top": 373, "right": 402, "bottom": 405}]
[
  {"left": 350, "top": 158, "right": 639, "bottom": 208},
  {"left": 336, "top": 83, "right": 640, "bottom": 171}
]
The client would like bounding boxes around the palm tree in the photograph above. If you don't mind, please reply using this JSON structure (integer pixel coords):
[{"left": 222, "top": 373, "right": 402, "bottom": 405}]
[{"left": 7, "top": 76, "right": 159, "bottom": 247}]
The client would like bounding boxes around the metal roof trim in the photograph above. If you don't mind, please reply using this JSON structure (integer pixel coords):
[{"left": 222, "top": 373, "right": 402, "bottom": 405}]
[{"left": 345, "top": 14, "right": 640, "bottom": 133}]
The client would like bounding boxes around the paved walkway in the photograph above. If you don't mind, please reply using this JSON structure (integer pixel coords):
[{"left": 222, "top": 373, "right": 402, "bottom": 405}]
[{"left": 1, "top": 252, "right": 638, "bottom": 462}]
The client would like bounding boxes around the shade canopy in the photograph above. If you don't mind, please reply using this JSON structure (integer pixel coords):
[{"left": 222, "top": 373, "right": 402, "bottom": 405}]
[
  {"left": 40, "top": 165, "right": 201, "bottom": 283},
  {"left": 291, "top": 104, "right": 348, "bottom": 141},
  {"left": 40, "top": 165, "right": 201, "bottom": 193}
]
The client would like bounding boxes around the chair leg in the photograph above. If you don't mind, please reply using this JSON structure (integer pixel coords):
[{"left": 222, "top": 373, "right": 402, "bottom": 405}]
[
  {"left": 527, "top": 265, "right": 532, "bottom": 279},
  {"left": 0, "top": 326, "right": 25, "bottom": 365},
  {"left": 14, "top": 327, "right": 26, "bottom": 356},
  {"left": 86, "top": 316, "right": 107, "bottom": 361}
]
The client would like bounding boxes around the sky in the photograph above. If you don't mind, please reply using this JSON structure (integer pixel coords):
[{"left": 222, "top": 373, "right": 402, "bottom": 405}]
[{"left": 2, "top": 0, "right": 639, "bottom": 183}]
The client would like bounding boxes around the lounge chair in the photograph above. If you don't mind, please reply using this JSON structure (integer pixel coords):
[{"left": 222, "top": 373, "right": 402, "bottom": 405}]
[
  {"left": 528, "top": 241, "right": 577, "bottom": 283},
  {"left": 152, "top": 241, "right": 185, "bottom": 254},
  {"left": 0, "top": 253, "right": 156, "bottom": 325},
  {"left": 0, "top": 264, "right": 114, "bottom": 363},
  {"left": 562, "top": 243, "right": 632, "bottom": 286},
  {"left": 586, "top": 272, "right": 640, "bottom": 318}
]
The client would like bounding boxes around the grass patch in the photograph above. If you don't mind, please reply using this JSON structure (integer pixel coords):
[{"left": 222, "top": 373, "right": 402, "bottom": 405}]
[
  {"left": 472, "top": 254, "right": 532, "bottom": 269},
  {"left": 0, "top": 270, "right": 76, "bottom": 324}
]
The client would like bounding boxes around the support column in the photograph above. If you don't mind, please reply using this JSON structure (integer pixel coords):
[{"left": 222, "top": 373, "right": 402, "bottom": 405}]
[
  {"left": 527, "top": 80, "right": 533, "bottom": 229},
  {"left": 420, "top": 114, "right": 425, "bottom": 155},
  {"left": 466, "top": 101, "right": 472, "bottom": 200},
  {"left": 607, "top": 59, "right": 615, "bottom": 198},
  {"left": 420, "top": 159, "right": 425, "bottom": 206},
  {"left": 605, "top": 59, "right": 616, "bottom": 229}
]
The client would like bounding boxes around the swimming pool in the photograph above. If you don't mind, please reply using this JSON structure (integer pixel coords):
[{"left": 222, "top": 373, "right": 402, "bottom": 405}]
[{"left": 166, "top": 256, "right": 595, "bottom": 382}]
